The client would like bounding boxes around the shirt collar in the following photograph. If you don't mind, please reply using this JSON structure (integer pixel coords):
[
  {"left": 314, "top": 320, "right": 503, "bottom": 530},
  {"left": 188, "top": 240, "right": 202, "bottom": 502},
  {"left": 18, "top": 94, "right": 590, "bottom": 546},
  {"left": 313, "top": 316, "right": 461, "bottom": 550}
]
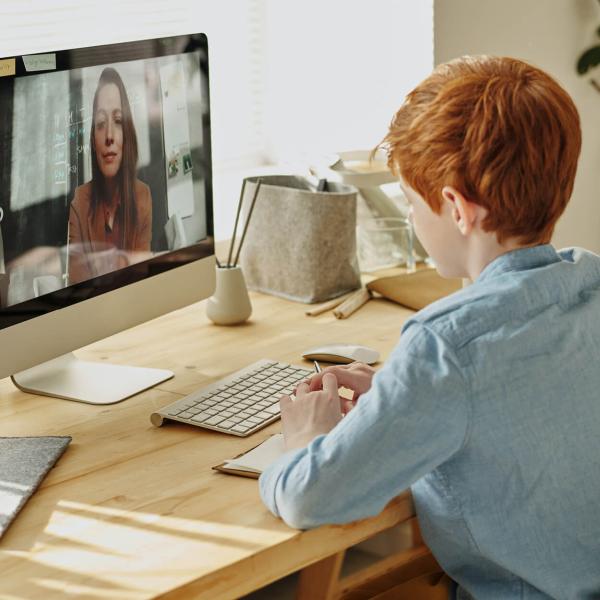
[{"left": 475, "top": 244, "right": 561, "bottom": 284}]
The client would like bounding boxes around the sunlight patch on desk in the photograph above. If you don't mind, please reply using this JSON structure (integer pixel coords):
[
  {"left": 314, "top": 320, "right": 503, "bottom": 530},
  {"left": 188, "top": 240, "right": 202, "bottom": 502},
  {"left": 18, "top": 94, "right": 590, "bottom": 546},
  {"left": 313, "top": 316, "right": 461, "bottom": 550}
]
[
  {"left": 33, "top": 578, "right": 144, "bottom": 600},
  {"left": 16, "top": 499, "right": 292, "bottom": 596},
  {"left": 55, "top": 499, "right": 290, "bottom": 543}
]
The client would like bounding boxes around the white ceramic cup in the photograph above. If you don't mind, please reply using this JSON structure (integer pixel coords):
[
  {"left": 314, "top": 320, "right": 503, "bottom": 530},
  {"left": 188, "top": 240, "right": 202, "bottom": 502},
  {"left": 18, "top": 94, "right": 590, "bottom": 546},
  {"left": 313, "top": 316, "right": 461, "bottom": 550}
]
[{"left": 206, "top": 265, "right": 252, "bottom": 325}]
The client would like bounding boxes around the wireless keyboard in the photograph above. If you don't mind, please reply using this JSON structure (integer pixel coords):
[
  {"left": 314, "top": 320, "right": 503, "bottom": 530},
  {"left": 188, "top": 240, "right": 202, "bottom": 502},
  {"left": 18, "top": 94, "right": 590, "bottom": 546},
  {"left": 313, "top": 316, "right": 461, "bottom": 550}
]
[{"left": 150, "top": 359, "right": 314, "bottom": 436}]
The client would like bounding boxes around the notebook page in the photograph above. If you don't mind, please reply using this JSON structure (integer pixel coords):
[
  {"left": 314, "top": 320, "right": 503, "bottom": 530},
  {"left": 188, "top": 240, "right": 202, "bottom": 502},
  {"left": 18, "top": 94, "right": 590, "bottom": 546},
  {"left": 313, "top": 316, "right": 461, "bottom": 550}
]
[{"left": 224, "top": 433, "right": 286, "bottom": 473}]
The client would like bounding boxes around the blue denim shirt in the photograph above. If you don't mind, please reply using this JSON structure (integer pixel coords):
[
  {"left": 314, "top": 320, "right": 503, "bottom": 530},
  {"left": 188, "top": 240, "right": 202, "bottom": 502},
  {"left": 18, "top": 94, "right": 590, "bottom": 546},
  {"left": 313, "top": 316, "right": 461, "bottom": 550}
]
[{"left": 259, "top": 245, "right": 600, "bottom": 599}]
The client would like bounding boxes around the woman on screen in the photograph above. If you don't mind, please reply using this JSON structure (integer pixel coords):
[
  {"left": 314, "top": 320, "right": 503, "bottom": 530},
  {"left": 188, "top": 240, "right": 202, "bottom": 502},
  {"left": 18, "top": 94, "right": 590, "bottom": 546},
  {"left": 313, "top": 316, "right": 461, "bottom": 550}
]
[{"left": 68, "top": 67, "right": 152, "bottom": 284}]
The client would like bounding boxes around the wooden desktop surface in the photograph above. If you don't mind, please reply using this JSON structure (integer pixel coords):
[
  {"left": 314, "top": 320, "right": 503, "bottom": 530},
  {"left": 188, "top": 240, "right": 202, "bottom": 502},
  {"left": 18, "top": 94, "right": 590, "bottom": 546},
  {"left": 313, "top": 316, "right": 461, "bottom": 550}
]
[{"left": 0, "top": 288, "right": 420, "bottom": 599}]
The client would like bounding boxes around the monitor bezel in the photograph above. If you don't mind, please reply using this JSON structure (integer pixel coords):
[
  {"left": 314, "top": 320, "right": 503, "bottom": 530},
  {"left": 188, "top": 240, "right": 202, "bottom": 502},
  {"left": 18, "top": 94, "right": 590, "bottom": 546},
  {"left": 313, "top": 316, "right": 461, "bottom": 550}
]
[{"left": 0, "top": 33, "right": 214, "bottom": 332}]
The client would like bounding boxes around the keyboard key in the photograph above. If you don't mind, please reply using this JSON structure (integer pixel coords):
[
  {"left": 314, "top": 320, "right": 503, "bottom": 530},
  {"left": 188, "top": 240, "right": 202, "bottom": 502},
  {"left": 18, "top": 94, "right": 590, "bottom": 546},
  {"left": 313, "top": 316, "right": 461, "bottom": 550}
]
[
  {"left": 180, "top": 400, "right": 198, "bottom": 408},
  {"left": 191, "top": 412, "right": 212, "bottom": 422},
  {"left": 232, "top": 424, "right": 251, "bottom": 433},
  {"left": 218, "top": 420, "right": 236, "bottom": 429},
  {"left": 265, "top": 405, "right": 280, "bottom": 415},
  {"left": 271, "top": 381, "right": 288, "bottom": 388},
  {"left": 205, "top": 415, "right": 227, "bottom": 426},
  {"left": 179, "top": 411, "right": 194, "bottom": 419},
  {"left": 255, "top": 410, "right": 272, "bottom": 420},
  {"left": 240, "top": 419, "right": 259, "bottom": 429}
]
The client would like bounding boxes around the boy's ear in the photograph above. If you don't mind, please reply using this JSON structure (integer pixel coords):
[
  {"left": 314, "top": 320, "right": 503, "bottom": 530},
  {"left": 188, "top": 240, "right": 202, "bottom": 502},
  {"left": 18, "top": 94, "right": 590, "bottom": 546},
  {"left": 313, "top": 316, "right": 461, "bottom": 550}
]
[{"left": 441, "top": 186, "right": 478, "bottom": 236}]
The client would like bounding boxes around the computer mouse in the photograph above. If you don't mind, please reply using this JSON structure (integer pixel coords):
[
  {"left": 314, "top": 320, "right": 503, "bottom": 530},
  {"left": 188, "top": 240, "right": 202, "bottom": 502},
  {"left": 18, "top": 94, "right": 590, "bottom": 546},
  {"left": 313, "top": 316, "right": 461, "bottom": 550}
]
[{"left": 302, "top": 343, "right": 380, "bottom": 365}]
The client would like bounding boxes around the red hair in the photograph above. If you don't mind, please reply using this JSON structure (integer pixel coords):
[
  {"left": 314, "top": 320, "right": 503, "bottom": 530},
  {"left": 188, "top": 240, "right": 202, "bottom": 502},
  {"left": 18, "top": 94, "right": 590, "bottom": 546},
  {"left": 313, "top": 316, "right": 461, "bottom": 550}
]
[{"left": 378, "top": 56, "right": 581, "bottom": 244}]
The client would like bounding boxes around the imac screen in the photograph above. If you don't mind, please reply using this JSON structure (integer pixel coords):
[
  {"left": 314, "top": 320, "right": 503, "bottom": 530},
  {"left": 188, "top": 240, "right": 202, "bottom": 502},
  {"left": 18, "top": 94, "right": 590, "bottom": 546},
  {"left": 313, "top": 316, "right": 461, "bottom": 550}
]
[{"left": 0, "top": 34, "right": 214, "bottom": 328}]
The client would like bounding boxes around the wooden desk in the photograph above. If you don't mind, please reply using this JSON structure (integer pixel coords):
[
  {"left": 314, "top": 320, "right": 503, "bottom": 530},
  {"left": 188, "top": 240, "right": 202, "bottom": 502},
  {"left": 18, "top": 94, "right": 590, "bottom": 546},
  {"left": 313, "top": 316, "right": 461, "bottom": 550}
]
[{"left": 0, "top": 290, "right": 426, "bottom": 599}]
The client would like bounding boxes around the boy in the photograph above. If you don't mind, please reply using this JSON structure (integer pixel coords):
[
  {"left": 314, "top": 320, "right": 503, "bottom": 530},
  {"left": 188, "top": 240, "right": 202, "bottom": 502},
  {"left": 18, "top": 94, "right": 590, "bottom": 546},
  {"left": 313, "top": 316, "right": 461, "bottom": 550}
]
[{"left": 259, "top": 56, "right": 600, "bottom": 598}]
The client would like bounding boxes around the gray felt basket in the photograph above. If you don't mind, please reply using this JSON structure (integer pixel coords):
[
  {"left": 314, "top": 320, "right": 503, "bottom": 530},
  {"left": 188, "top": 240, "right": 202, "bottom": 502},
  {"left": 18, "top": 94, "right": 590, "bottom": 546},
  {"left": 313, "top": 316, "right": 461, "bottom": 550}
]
[{"left": 240, "top": 175, "right": 361, "bottom": 304}]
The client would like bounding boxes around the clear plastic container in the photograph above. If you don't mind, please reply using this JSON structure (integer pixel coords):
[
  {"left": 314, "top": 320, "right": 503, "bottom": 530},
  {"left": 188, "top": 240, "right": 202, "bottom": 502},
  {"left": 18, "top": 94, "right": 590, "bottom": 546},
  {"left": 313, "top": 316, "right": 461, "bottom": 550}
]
[{"left": 357, "top": 216, "right": 415, "bottom": 272}]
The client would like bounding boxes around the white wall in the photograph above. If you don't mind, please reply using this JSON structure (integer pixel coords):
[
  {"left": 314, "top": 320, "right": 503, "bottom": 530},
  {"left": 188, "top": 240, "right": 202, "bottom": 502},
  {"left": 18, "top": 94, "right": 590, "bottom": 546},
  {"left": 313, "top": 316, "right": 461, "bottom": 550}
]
[
  {"left": 434, "top": 0, "right": 600, "bottom": 253},
  {"left": 263, "top": 0, "right": 433, "bottom": 161}
]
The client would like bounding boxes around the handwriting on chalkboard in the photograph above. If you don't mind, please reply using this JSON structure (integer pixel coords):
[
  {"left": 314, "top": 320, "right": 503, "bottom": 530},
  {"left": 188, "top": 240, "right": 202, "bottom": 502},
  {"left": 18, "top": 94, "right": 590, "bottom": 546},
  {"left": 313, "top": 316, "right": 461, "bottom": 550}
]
[{"left": 52, "top": 106, "right": 92, "bottom": 186}]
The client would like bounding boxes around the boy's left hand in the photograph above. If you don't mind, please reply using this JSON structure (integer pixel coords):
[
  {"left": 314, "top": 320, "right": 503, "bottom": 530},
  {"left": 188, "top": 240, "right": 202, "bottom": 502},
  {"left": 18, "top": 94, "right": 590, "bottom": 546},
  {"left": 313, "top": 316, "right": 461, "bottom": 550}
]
[{"left": 280, "top": 373, "right": 343, "bottom": 451}]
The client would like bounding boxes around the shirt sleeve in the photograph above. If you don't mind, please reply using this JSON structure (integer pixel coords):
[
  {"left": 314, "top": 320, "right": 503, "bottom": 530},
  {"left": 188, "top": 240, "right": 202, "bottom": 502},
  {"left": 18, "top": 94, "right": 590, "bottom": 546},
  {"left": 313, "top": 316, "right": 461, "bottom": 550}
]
[{"left": 258, "top": 321, "right": 471, "bottom": 530}]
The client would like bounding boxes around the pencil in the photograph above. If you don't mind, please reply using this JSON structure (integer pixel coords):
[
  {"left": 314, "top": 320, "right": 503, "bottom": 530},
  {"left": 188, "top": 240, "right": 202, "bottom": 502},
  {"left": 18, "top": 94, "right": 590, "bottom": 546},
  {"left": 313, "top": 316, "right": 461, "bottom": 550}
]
[
  {"left": 232, "top": 180, "right": 262, "bottom": 267},
  {"left": 227, "top": 179, "right": 247, "bottom": 268},
  {"left": 313, "top": 360, "right": 322, "bottom": 373},
  {"left": 333, "top": 288, "right": 371, "bottom": 319},
  {"left": 305, "top": 291, "right": 354, "bottom": 316}
]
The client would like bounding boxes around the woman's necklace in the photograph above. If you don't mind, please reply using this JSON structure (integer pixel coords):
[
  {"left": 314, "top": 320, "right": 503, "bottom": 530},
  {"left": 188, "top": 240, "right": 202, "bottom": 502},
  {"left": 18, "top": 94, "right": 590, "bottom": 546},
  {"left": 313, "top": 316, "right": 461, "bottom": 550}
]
[{"left": 104, "top": 196, "right": 120, "bottom": 232}]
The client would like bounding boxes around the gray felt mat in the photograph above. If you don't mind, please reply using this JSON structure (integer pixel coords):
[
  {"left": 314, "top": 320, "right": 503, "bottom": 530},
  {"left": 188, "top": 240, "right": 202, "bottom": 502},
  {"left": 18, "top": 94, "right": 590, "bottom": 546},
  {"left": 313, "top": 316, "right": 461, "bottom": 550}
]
[{"left": 0, "top": 436, "right": 71, "bottom": 539}]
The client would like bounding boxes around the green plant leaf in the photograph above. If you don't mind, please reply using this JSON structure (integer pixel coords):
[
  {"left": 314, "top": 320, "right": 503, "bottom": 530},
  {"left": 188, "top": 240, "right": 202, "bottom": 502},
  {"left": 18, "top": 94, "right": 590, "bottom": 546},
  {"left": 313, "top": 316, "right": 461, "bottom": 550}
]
[{"left": 577, "top": 46, "right": 600, "bottom": 74}]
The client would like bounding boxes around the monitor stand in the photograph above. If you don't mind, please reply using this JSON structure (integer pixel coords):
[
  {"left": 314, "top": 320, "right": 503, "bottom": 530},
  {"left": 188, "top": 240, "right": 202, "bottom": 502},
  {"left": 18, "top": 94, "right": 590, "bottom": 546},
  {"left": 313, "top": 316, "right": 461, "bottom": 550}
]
[{"left": 11, "top": 353, "right": 173, "bottom": 405}]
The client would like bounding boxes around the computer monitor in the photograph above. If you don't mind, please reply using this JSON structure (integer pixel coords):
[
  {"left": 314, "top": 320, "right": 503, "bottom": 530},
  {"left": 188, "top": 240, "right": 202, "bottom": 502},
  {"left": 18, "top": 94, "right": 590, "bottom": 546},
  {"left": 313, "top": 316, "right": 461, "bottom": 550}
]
[{"left": 0, "top": 34, "right": 216, "bottom": 404}]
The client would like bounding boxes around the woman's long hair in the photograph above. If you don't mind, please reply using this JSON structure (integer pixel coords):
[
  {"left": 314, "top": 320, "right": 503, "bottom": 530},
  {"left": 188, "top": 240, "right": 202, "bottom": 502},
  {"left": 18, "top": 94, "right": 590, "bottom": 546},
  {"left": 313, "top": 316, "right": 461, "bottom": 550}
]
[{"left": 89, "top": 67, "right": 138, "bottom": 249}]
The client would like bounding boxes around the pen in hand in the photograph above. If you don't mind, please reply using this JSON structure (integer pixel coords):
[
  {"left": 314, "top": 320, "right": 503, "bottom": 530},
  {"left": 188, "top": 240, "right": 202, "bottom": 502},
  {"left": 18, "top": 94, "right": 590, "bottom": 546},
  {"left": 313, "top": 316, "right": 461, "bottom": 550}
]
[
  {"left": 312, "top": 360, "right": 351, "bottom": 416},
  {"left": 291, "top": 361, "right": 321, "bottom": 398}
]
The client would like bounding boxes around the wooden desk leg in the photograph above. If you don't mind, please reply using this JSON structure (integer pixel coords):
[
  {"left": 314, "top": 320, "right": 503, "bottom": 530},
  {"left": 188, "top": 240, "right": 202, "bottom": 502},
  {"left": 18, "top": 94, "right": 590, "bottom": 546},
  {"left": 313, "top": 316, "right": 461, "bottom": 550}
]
[{"left": 296, "top": 550, "right": 346, "bottom": 600}]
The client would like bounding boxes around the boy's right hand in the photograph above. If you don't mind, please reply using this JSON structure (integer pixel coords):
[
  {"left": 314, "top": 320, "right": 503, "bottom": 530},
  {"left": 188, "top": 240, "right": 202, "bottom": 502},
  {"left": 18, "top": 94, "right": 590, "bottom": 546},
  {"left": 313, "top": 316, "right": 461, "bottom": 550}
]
[{"left": 299, "top": 362, "right": 376, "bottom": 414}]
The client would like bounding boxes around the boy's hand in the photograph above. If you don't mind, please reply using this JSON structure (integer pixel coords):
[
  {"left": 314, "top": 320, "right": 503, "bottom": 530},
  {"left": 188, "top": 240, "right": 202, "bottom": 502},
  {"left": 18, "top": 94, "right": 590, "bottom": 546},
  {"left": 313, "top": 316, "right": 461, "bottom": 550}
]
[
  {"left": 280, "top": 373, "right": 343, "bottom": 451},
  {"left": 297, "top": 362, "right": 376, "bottom": 414}
]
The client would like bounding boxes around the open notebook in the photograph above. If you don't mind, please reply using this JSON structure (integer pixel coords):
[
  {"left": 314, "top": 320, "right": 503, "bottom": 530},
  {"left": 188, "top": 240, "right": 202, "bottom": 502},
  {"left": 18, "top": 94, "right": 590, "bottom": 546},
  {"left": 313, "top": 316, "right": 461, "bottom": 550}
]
[{"left": 213, "top": 434, "right": 286, "bottom": 479}]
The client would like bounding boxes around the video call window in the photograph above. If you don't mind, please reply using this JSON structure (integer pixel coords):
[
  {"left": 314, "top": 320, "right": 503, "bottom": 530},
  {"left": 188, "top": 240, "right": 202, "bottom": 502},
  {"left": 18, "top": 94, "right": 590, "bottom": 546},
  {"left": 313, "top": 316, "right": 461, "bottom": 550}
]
[{"left": 0, "top": 46, "right": 210, "bottom": 309}]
